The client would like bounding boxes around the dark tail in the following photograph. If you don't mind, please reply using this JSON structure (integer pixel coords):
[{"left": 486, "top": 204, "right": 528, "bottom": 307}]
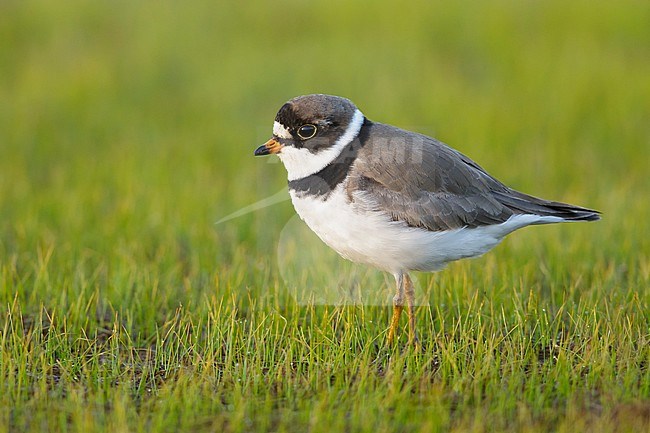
[{"left": 493, "top": 190, "right": 601, "bottom": 222}]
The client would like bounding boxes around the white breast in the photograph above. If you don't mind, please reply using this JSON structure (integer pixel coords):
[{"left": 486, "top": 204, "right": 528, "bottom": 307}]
[{"left": 289, "top": 186, "right": 558, "bottom": 274}]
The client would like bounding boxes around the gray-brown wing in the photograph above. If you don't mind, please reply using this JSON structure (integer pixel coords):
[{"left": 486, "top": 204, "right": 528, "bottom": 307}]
[
  {"left": 345, "top": 123, "right": 513, "bottom": 231},
  {"left": 346, "top": 122, "right": 599, "bottom": 232}
]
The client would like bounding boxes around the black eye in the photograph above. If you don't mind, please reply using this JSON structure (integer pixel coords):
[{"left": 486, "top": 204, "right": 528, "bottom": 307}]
[{"left": 297, "top": 124, "right": 317, "bottom": 139}]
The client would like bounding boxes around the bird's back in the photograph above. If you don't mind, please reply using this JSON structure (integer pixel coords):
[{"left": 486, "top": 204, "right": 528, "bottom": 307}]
[{"left": 348, "top": 121, "right": 600, "bottom": 232}]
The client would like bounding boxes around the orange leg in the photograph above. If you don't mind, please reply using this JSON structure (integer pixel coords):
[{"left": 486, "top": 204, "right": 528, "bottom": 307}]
[
  {"left": 387, "top": 273, "right": 405, "bottom": 344},
  {"left": 404, "top": 274, "right": 420, "bottom": 348}
]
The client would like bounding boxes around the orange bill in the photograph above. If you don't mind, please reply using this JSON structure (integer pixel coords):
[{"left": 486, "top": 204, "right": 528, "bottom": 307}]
[{"left": 254, "top": 138, "right": 283, "bottom": 156}]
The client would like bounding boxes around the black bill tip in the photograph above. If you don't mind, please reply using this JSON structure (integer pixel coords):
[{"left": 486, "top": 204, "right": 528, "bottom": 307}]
[
  {"left": 254, "top": 144, "right": 270, "bottom": 156},
  {"left": 254, "top": 139, "right": 282, "bottom": 156}
]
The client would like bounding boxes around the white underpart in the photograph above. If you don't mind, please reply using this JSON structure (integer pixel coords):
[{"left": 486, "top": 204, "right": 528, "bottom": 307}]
[
  {"left": 277, "top": 109, "right": 365, "bottom": 181},
  {"left": 273, "top": 121, "right": 292, "bottom": 139},
  {"left": 290, "top": 186, "right": 565, "bottom": 273}
]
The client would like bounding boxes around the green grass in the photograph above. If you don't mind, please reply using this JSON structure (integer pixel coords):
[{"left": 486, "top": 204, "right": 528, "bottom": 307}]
[{"left": 1, "top": 0, "right": 649, "bottom": 431}]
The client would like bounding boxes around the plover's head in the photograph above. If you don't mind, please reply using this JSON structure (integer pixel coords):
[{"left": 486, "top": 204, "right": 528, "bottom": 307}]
[{"left": 254, "top": 94, "right": 365, "bottom": 181}]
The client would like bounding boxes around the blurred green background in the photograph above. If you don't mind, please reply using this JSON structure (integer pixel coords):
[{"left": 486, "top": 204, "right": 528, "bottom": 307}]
[
  {"left": 1, "top": 0, "right": 649, "bottom": 431},
  {"left": 2, "top": 0, "right": 648, "bottom": 285}
]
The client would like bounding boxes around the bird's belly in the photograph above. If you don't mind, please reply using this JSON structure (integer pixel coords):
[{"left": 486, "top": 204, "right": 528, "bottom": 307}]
[
  {"left": 290, "top": 190, "right": 401, "bottom": 270},
  {"left": 289, "top": 188, "right": 513, "bottom": 273}
]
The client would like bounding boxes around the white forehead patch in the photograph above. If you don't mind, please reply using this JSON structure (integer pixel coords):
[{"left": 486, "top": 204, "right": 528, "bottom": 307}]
[
  {"left": 273, "top": 121, "right": 292, "bottom": 139},
  {"left": 277, "top": 109, "right": 365, "bottom": 181}
]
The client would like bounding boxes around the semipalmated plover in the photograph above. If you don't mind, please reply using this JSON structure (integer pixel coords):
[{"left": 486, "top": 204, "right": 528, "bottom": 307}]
[{"left": 254, "top": 94, "right": 600, "bottom": 345}]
